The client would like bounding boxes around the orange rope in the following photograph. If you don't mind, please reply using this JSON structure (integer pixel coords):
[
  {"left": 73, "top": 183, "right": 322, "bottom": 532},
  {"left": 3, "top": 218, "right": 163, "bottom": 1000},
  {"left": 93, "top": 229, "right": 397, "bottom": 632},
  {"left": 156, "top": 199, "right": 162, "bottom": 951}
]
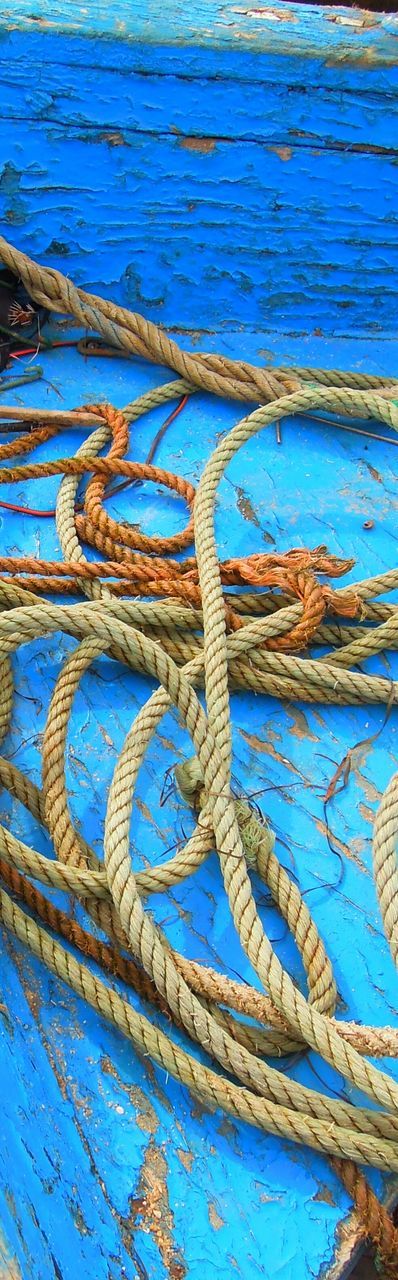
[{"left": 0, "top": 401, "right": 359, "bottom": 651}]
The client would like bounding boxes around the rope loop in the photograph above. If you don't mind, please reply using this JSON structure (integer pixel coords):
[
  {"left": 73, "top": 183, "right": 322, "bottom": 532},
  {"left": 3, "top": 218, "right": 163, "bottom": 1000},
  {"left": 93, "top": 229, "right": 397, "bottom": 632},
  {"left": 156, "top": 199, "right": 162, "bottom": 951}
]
[{"left": 2, "top": 234, "right": 398, "bottom": 1269}]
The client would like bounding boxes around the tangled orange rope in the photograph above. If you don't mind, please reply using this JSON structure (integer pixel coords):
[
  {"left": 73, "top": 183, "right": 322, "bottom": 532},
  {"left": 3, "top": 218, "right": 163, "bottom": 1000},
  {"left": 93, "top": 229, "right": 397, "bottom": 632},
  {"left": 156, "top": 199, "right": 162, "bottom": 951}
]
[{"left": 0, "top": 401, "right": 360, "bottom": 651}]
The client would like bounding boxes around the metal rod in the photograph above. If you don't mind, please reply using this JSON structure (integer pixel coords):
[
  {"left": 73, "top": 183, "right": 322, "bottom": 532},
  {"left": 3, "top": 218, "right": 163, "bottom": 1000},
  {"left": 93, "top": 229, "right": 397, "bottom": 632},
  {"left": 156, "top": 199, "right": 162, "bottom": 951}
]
[{"left": 303, "top": 413, "right": 398, "bottom": 447}]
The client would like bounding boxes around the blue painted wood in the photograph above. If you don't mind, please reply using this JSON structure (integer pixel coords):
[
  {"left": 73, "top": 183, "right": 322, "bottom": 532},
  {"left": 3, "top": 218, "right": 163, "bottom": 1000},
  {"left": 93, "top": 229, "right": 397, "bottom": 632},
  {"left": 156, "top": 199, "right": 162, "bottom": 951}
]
[
  {"left": 1, "top": 2, "right": 398, "bottom": 1275},
  {"left": 1, "top": 330, "right": 398, "bottom": 1280},
  {"left": 2, "top": 51, "right": 398, "bottom": 150},
  {"left": 0, "top": 7, "right": 397, "bottom": 336},
  {"left": 2, "top": 120, "right": 398, "bottom": 336},
  {"left": 4, "top": 0, "right": 398, "bottom": 67}
]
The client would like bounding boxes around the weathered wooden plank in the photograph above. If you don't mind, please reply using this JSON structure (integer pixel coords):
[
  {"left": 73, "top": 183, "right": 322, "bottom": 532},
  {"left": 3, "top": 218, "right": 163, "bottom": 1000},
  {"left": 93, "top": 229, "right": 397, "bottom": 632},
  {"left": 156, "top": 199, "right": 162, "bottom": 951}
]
[
  {"left": 3, "top": 25, "right": 398, "bottom": 97},
  {"left": 0, "top": 119, "right": 397, "bottom": 335},
  {"left": 0, "top": 56, "right": 397, "bottom": 152},
  {"left": 0, "top": 0, "right": 397, "bottom": 338},
  {"left": 3, "top": 0, "right": 398, "bottom": 68}
]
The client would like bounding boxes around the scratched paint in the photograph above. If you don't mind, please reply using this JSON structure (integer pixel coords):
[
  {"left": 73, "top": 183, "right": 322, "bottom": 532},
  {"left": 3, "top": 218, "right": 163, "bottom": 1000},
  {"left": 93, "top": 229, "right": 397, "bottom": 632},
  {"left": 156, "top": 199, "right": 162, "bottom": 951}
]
[{"left": 0, "top": 331, "right": 398, "bottom": 1280}]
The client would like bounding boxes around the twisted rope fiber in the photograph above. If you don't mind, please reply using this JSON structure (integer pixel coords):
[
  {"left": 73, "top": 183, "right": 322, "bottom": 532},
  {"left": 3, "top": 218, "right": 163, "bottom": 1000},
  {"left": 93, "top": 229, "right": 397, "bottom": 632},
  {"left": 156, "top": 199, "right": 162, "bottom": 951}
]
[
  {"left": 2, "top": 245, "right": 398, "bottom": 1267},
  {"left": 2, "top": 233, "right": 398, "bottom": 404},
  {"left": 0, "top": 391, "right": 364, "bottom": 653},
  {"left": 3, "top": 417, "right": 398, "bottom": 1249},
  {"left": 3, "top": 599, "right": 398, "bottom": 1273}
]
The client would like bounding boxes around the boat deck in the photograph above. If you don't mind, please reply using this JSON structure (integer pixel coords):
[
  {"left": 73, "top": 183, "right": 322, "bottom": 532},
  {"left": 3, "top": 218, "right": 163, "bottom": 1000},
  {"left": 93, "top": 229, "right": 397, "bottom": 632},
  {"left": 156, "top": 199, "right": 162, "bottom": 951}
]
[{"left": 1, "top": 329, "right": 397, "bottom": 1280}]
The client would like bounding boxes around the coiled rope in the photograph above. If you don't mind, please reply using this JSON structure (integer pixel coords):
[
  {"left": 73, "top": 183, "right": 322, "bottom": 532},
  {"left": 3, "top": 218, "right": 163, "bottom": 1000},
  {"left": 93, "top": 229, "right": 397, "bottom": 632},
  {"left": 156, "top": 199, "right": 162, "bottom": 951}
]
[{"left": 2, "top": 237, "right": 398, "bottom": 1271}]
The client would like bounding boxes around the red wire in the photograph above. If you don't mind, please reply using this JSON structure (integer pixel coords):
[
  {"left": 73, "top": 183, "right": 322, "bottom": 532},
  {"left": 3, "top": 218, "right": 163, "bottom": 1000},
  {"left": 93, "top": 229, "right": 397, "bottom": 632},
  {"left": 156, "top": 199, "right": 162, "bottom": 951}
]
[
  {"left": 9, "top": 340, "right": 81, "bottom": 359},
  {"left": 9, "top": 349, "right": 38, "bottom": 359},
  {"left": 0, "top": 499, "right": 56, "bottom": 516}
]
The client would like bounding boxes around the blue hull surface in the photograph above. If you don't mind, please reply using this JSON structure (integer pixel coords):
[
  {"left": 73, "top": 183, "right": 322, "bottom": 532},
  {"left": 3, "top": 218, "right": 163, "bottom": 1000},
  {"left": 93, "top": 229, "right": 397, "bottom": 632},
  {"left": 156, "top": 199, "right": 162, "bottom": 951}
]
[{"left": 0, "top": 5, "right": 398, "bottom": 1279}]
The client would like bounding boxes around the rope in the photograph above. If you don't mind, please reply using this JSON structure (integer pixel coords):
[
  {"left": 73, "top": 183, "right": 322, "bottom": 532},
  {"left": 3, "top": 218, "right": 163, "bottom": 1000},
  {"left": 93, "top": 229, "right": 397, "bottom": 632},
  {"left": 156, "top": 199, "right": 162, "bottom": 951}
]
[
  {"left": 1, "top": 233, "right": 398, "bottom": 404},
  {"left": 2, "top": 240, "right": 398, "bottom": 1269}
]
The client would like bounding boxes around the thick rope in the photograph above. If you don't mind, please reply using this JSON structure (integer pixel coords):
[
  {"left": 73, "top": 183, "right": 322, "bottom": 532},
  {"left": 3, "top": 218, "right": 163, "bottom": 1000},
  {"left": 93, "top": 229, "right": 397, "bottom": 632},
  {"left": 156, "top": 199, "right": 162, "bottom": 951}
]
[{"left": 2, "top": 240, "right": 398, "bottom": 1267}]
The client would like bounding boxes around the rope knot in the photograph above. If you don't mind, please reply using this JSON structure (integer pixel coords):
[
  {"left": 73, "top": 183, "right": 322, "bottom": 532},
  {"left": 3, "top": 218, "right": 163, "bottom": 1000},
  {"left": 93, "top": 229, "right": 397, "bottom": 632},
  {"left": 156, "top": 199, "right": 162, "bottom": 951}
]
[{"left": 174, "top": 755, "right": 275, "bottom": 868}]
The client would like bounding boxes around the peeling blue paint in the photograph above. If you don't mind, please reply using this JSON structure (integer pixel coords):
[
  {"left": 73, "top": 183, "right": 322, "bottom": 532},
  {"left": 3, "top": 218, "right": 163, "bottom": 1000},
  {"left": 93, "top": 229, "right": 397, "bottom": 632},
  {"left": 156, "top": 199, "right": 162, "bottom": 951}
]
[
  {"left": 0, "top": 10, "right": 396, "bottom": 335},
  {"left": 0, "top": 121, "right": 397, "bottom": 334}
]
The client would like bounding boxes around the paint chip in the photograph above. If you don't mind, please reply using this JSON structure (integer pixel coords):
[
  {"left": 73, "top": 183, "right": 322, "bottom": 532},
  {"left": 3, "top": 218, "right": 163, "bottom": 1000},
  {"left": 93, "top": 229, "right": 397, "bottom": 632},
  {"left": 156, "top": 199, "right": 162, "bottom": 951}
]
[
  {"left": 180, "top": 138, "right": 216, "bottom": 154},
  {"left": 208, "top": 1201, "right": 225, "bottom": 1230},
  {"left": 270, "top": 146, "right": 292, "bottom": 162}
]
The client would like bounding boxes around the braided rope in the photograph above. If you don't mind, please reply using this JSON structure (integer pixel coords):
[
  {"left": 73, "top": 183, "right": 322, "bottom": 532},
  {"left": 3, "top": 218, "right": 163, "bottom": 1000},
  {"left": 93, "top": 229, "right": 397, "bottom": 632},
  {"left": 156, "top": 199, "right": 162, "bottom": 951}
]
[{"left": 2, "top": 239, "right": 398, "bottom": 1266}]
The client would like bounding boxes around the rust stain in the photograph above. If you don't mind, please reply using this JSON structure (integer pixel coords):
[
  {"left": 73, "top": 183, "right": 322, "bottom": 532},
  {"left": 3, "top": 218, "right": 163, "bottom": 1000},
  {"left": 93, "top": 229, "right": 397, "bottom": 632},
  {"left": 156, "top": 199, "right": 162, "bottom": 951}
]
[
  {"left": 130, "top": 1137, "right": 186, "bottom": 1279},
  {"left": 235, "top": 485, "right": 260, "bottom": 527},
  {"left": 359, "top": 801, "right": 374, "bottom": 827},
  {"left": 240, "top": 728, "right": 302, "bottom": 778},
  {"left": 353, "top": 768, "right": 382, "bottom": 805},
  {"left": 157, "top": 731, "right": 182, "bottom": 753},
  {"left": 262, "top": 528, "right": 276, "bottom": 546},
  {"left": 3, "top": 938, "right": 88, "bottom": 1103},
  {"left": 101, "top": 1056, "right": 159, "bottom": 1134},
  {"left": 326, "top": 46, "right": 378, "bottom": 71},
  {"left": 347, "top": 142, "right": 397, "bottom": 157},
  {"left": 176, "top": 1148, "right": 194, "bottom": 1172},
  {"left": 135, "top": 795, "right": 160, "bottom": 826},
  {"left": 99, "top": 131, "right": 126, "bottom": 147},
  {"left": 289, "top": 129, "right": 318, "bottom": 142},
  {"left": 267, "top": 724, "right": 282, "bottom": 743},
  {"left": 313, "top": 1183, "right": 336, "bottom": 1207},
  {"left": 315, "top": 817, "right": 367, "bottom": 871},
  {"left": 208, "top": 1201, "right": 225, "bottom": 1230},
  {"left": 99, "top": 724, "right": 115, "bottom": 750},
  {"left": 69, "top": 1079, "right": 93, "bottom": 1120},
  {"left": 10, "top": 946, "right": 43, "bottom": 1021},
  {"left": 180, "top": 137, "right": 216, "bottom": 154},
  {"left": 365, "top": 461, "right": 382, "bottom": 484},
  {"left": 0, "top": 1262, "right": 21, "bottom": 1280},
  {"left": 270, "top": 146, "right": 292, "bottom": 162},
  {"left": 323, "top": 1194, "right": 376, "bottom": 1280},
  {"left": 287, "top": 707, "right": 318, "bottom": 743}
]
